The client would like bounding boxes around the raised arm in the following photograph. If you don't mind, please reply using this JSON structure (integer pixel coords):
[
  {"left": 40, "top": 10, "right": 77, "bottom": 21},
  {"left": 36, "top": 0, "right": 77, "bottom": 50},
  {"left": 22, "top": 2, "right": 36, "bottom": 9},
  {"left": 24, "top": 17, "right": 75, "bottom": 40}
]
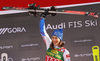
[{"left": 39, "top": 17, "right": 52, "bottom": 50}]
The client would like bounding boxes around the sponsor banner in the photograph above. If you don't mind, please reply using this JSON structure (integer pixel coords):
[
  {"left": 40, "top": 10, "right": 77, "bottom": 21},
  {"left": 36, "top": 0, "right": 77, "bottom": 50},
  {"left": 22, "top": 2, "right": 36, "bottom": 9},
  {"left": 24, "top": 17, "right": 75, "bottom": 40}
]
[
  {"left": 68, "top": 19, "right": 97, "bottom": 28},
  {"left": 18, "top": 37, "right": 41, "bottom": 50},
  {"left": 0, "top": 27, "right": 26, "bottom": 35},
  {"left": 46, "top": 22, "right": 66, "bottom": 30},
  {"left": 71, "top": 36, "right": 95, "bottom": 46},
  {"left": 0, "top": 57, "right": 13, "bottom": 61},
  {"left": 46, "top": 19, "right": 98, "bottom": 30},
  {"left": 0, "top": 13, "right": 40, "bottom": 38},
  {"left": 0, "top": 45, "right": 13, "bottom": 50},
  {"left": 73, "top": 53, "right": 94, "bottom": 61},
  {"left": 21, "top": 57, "right": 40, "bottom": 61},
  {"left": 74, "top": 53, "right": 93, "bottom": 57}
]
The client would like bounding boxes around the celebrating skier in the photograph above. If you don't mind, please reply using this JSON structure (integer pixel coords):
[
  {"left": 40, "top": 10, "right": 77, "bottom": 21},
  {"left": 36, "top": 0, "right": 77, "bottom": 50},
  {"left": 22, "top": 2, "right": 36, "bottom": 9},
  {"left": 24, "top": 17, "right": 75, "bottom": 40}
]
[{"left": 40, "top": 14, "right": 70, "bottom": 61}]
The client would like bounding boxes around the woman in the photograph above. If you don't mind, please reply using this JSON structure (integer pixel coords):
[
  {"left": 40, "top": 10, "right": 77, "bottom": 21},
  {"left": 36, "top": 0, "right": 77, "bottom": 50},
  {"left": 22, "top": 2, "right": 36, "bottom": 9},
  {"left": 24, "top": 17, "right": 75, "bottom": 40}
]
[{"left": 40, "top": 17, "right": 70, "bottom": 61}]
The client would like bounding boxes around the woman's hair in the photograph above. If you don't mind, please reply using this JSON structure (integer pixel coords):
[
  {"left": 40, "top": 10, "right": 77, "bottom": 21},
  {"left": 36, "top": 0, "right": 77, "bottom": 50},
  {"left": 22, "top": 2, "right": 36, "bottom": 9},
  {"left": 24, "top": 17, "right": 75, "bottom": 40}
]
[{"left": 50, "top": 41, "right": 65, "bottom": 49}]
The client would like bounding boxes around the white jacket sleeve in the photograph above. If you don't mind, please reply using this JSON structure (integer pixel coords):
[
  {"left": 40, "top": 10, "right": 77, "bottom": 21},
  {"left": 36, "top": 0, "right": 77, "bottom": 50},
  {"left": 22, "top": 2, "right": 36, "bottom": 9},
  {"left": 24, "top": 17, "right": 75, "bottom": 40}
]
[
  {"left": 63, "top": 49, "right": 70, "bottom": 61},
  {"left": 40, "top": 17, "right": 52, "bottom": 50}
]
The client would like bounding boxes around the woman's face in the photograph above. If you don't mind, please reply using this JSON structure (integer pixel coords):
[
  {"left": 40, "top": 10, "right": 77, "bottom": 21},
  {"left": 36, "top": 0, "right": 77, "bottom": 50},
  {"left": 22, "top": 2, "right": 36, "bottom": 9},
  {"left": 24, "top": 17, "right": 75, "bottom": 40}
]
[{"left": 52, "top": 36, "right": 60, "bottom": 46}]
